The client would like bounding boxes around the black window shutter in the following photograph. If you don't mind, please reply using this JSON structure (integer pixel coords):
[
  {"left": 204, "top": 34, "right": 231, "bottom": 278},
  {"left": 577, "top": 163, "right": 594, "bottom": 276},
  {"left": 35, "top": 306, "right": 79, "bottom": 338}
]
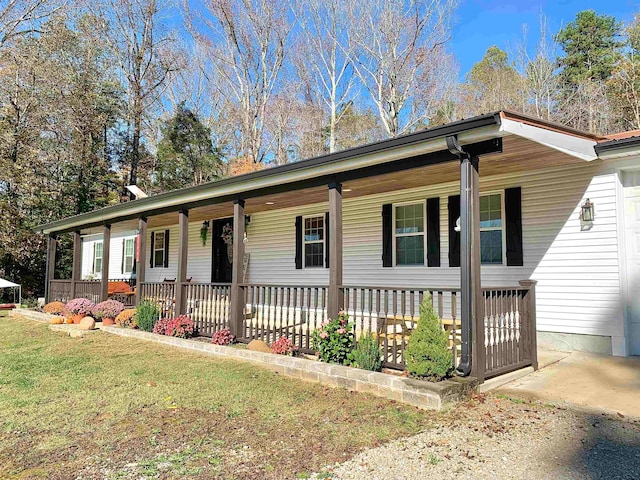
[
  {"left": 121, "top": 239, "right": 125, "bottom": 274},
  {"left": 163, "top": 229, "right": 170, "bottom": 268},
  {"left": 448, "top": 195, "right": 461, "bottom": 267},
  {"left": 324, "top": 211, "right": 330, "bottom": 268},
  {"left": 382, "top": 204, "right": 392, "bottom": 267},
  {"left": 295, "top": 216, "right": 303, "bottom": 269},
  {"left": 149, "top": 232, "right": 155, "bottom": 268},
  {"left": 505, "top": 187, "right": 524, "bottom": 266},
  {"left": 426, "top": 198, "right": 440, "bottom": 267}
]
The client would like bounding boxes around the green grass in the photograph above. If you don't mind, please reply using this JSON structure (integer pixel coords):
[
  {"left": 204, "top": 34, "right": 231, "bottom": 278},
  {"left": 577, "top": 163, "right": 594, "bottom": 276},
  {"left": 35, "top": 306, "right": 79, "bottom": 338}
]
[{"left": 0, "top": 317, "right": 434, "bottom": 479}]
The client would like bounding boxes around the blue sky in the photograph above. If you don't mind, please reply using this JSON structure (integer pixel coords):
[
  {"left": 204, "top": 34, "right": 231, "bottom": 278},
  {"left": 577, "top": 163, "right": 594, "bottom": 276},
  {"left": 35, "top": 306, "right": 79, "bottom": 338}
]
[{"left": 451, "top": 0, "right": 639, "bottom": 76}]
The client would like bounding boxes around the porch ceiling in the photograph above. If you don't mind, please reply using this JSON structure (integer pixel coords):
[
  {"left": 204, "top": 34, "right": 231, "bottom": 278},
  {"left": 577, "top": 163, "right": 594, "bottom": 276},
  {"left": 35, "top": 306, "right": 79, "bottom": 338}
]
[{"left": 104, "top": 135, "right": 589, "bottom": 230}]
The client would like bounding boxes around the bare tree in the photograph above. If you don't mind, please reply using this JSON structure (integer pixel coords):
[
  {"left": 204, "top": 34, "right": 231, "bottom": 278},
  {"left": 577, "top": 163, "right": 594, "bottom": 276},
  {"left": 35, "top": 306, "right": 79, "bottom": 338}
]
[
  {"left": 517, "top": 15, "right": 560, "bottom": 121},
  {"left": 185, "top": 0, "right": 291, "bottom": 164},
  {"left": 347, "top": 0, "right": 458, "bottom": 137},
  {"left": 0, "top": 0, "right": 58, "bottom": 47},
  {"left": 100, "top": 0, "right": 180, "bottom": 191},
  {"left": 293, "top": 0, "right": 356, "bottom": 153}
]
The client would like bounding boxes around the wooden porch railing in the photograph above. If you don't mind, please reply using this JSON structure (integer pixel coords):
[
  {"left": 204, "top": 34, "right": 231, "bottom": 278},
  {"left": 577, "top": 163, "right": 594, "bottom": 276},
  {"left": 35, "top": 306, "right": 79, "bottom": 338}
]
[
  {"left": 341, "top": 286, "right": 460, "bottom": 370},
  {"left": 181, "top": 283, "right": 231, "bottom": 336},
  {"left": 239, "top": 284, "right": 328, "bottom": 352},
  {"left": 74, "top": 280, "right": 102, "bottom": 303},
  {"left": 49, "top": 280, "right": 72, "bottom": 303},
  {"left": 139, "top": 282, "right": 176, "bottom": 319},
  {"left": 46, "top": 278, "right": 538, "bottom": 379}
]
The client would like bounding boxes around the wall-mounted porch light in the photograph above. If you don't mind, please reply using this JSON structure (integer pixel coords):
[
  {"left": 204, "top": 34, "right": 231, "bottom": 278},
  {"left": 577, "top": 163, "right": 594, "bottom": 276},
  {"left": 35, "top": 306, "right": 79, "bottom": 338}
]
[
  {"left": 200, "top": 220, "right": 210, "bottom": 247},
  {"left": 580, "top": 198, "right": 594, "bottom": 222},
  {"left": 580, "top": 198, "right": 594, "bottom": 231}
]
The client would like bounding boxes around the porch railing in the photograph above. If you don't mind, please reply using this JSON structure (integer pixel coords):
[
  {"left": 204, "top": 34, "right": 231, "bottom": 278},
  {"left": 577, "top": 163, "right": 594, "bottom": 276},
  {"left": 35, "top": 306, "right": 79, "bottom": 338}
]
[
  {"left": 341, "top": 286, "right": 460, "bottom": 370},
  {"left": 182, "top": 282, "right": 231, "bottom": 336},
  {"left": 74, "top": 280, "right": 102, "bottom": 303},
  {"left": 482, "top": 286, "right": 537, "bottom": 378},
  {"left": 239, "top": 284, "right": 328, "bottom": 352},
  {"left": 139, "top": 282, "right": 176, "bottom": 319},
  {"left": 49, "top": 280, "right": 72, "bottom": 303},
  {"left": 46, "top": 278, "right": 537, "bottom": 379}
]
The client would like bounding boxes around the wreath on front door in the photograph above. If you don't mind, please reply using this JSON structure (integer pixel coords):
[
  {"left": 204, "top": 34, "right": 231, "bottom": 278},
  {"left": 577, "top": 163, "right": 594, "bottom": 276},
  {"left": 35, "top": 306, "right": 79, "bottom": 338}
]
[{"left": 221, "top": 223, "right": 233, "bottom": 263}]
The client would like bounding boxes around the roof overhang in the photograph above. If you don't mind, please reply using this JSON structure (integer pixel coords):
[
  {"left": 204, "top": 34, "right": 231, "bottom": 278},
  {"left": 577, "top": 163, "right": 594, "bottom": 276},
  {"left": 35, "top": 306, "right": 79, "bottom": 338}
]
[
  {"left": 35, "top": 110, "right": 601, "bottom": 235},
  {"left": 595, "top": 137, "right": 640, "bottom": 158}
]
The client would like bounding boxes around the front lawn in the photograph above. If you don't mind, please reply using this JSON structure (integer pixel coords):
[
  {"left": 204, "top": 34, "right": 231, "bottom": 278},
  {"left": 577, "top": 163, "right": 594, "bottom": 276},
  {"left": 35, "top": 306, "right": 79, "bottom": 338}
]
[{"left": 0, "top": 317, "right": 432, "bottom": 479}]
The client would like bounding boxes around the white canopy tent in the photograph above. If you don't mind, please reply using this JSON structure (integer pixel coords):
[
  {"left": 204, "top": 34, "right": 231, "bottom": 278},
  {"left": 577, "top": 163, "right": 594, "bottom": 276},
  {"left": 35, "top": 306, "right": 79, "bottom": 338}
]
[{"left": 0, "top": 278, "right": 21, "bottom": 305}]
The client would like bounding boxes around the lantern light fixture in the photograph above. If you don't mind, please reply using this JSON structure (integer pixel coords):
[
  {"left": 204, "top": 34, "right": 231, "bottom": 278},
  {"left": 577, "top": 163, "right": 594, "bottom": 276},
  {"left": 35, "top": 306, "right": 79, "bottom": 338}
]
[{"left": 580, "top": 198, "right": 594, "bottom": 223}]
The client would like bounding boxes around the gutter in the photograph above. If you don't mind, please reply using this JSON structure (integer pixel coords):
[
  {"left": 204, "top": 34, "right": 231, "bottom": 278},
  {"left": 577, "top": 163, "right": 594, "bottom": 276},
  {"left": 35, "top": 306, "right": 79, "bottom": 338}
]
[
  {"left": 35, "top": 113, "right": 502, "bottom": 235},
  {"left": 595, "top": 136, "right": 640, "bottom": 157}
]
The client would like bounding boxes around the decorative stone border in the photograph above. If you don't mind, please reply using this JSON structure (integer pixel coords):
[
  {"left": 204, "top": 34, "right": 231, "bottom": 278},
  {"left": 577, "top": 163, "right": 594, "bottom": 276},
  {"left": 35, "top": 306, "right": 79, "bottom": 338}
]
[
  {"left": 9, "top": 309, "right": 478, "bottom": 410},
  {"left": 100, "top": 326, "right": 477, "bottom": 410}
]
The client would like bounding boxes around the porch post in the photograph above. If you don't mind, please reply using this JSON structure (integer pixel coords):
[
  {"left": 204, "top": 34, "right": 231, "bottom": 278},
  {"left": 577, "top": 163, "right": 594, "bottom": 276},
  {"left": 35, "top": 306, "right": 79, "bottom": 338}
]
[
  {"left": 100, "top": 224, "right": 111, "bottom": 301},
  {"left": 229, "top": 199, "right": 246, "bottom": 339},
  {"left": 519, "top": 279, "right": 538, "bottom": 370},
  {"left": 135, "top": 217, "right": 147, "bottom": 306},
  {"left": 44, "top": 234, "right": 57, "bottom": 303},
  {"left": 70, "top": 231, "right": 81, "bottom": 299},
  {"left": 175, "top": 209, "right": 189, "bottom": 315},
  {"left": 328, "top": 182, "right": 343, "bottom": 319}
]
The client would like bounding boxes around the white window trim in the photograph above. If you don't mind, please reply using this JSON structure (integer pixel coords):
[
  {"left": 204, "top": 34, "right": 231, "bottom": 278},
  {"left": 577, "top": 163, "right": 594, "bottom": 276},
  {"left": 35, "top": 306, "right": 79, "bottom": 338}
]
[
  {"left": 392, "top": 200, "right": 427, "bottom": 267},
  {"left": 479, "top": 190, "right": 507, "bottom": 266},
  {"left": 153, "top": 230, "right": 166, "bottom": 268},
  {"left": 123, "top": 237, "right": 135, "bottom": 274},
  {"left": 93, "top": 241, "right": 103, "bottom": 274},
  {"left": 303, "top": 214, "right": 325, "bottom": 269}
]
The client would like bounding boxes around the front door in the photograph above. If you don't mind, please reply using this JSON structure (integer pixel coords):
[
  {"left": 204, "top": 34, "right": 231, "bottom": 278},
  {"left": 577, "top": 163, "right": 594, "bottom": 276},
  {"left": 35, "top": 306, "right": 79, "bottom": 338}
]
[
  {"left": 623, "top": 171, "right": 640, "bottom": 355},
  {"left": 211, "top": 218, "right": 233, "bottom": 283}
]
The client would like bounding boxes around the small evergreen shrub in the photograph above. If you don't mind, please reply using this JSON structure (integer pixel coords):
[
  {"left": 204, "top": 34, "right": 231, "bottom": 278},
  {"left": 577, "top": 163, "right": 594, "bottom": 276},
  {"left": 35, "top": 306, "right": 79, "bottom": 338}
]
[
  {"left": 212, "top": 328, "right": 234, "bottom": 345},
  {"left": 270, "top": 336, "right": 298, "bottom": 356},
  {"left": 405, "top": 293, "right": 453, "bottom": 381},
  {"left": 311, "top": 311, "right": 355, "bottom": 365},
  {"left": 352, "top": 333, "right": 383, "bottom": 372},
  {"left": 136, "top": 300, "right": 160, "bottom": 332}
]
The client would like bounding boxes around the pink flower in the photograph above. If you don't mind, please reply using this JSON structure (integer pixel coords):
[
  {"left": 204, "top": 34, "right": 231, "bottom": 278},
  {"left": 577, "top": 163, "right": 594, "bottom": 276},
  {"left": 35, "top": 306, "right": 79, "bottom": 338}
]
[
  {"left": 337, "top": 328, "right": 346, "bottom": 334},
  {"left": 320, "top": 331, "right": 329, "bottom": 339}
]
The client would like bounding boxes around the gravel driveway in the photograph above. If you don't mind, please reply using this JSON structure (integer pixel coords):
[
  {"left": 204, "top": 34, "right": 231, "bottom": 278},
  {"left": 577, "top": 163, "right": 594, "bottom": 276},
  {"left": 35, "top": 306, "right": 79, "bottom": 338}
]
[{"left": 313, "top": 394, "right": 640, "bottom": 480}]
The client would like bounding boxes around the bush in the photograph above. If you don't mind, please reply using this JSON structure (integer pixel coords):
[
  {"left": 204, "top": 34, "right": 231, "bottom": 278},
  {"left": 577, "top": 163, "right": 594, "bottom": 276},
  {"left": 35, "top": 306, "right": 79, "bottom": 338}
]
[
  {"left": 115, "top": 309, "right": 137, "bottom": 328},
  {"left": 154, "top": 315, "right": 195, "bottom": 338},
  {"left": 405, "top": 293, "right": 453, "bottom": 381},
  {"left": 271, "top": 336, "right": 298, "bottom": 356},
  {"left": 43, "top": 301, "right": 66, "bottom": 315},
  {"left": 352, "top": 333, "right": 382, "bottom": 372},
  {"left": 65, "top": 298, "right": 95, "bottom": 316},
  {"left": 212, "top": 328, "right": 234, "bottom": 345},
  {"left": 136, "top": 300, "right": 160, "bottom": 332},
  {"left": 311, "top": 311, "right": 355, "bottom": 365},
  {"left": 92, "top": 299, "right": 124, "bottom": 320}
]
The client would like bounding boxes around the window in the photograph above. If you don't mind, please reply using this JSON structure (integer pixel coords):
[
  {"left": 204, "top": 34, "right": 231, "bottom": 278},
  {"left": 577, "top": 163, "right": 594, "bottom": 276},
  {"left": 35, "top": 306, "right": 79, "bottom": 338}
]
[
  {"left": 124, "top": 238, "right": 135, "bottom": 273},
  {"left": 93, "top": 241, "right": 103, "bottom": 274},
  {"left": 480, "top": 193, "right": 504, "bottom": 264},
  {"left": 154, "top": 231, "right": 165, "bottom": 268},
  {"left": 394, "top": 203, "right": 425, "bottom": 266},
  {"left": 304, "top": 215, "right": 324, "bottom": 268}
]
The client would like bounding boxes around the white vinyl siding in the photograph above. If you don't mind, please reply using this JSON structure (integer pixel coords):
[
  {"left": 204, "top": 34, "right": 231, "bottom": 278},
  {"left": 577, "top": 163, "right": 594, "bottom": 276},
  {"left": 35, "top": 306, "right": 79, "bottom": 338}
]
[{"left": 81, "top": 229, "right": 137, "bottom": 280}]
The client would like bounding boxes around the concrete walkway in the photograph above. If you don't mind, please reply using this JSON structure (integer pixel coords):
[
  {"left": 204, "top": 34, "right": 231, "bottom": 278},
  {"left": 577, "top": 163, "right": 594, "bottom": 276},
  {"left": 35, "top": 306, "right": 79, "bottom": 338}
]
[{"left": 498, "top": 349, "right": 640, "bottom": 419}]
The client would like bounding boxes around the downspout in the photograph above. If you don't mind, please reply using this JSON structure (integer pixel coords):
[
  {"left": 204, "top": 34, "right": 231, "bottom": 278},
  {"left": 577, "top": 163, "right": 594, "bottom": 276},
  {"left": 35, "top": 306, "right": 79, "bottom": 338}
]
[{"left": 446, "top": 135, "right": 472, "bottom": 377}]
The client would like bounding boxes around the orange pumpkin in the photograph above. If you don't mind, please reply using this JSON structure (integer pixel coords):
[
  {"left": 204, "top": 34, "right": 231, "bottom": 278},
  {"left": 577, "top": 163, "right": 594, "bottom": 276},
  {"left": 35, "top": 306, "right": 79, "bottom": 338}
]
[
  {"left": 49, "top": 317, "right": 64, "bottom": 325},
  {"left": 65, "top": 317, "right": 74, "bottom": 324}
]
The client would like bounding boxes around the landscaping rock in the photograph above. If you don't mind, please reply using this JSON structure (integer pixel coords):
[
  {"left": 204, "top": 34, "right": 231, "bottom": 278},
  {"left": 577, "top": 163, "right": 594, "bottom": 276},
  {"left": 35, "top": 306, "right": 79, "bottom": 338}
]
[
  {"left": 78, "top": 316, "right": 96, "bottom": 331},
  {"left": 247, "top": 339, "right": 271, "bottom": 353}
]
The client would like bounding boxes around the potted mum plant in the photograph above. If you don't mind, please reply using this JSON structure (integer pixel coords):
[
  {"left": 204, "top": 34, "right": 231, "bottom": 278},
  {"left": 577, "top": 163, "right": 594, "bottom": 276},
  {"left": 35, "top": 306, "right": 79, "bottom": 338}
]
[
  {"left": 92, "top": 299, "right": 125, "bottom": 326},
  {"left": 65, "top": 298, "right": 95, "bottom": 324}
]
